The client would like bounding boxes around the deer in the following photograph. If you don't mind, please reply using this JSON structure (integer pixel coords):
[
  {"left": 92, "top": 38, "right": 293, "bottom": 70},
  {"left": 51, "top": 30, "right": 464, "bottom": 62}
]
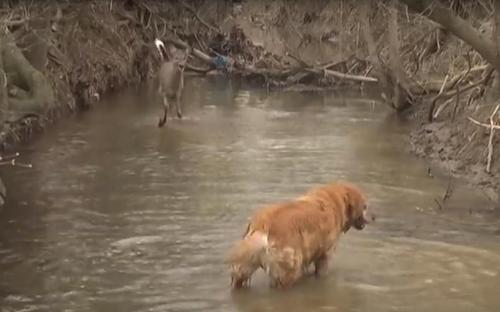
[{"left": 154, "top": 38, "right": 189, "bottom": 127}]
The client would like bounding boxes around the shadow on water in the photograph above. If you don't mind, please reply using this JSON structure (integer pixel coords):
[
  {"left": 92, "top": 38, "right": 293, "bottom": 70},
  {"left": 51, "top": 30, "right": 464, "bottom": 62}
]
[{"left": 0, "top": 76, "right": 500, "bottom": 312}]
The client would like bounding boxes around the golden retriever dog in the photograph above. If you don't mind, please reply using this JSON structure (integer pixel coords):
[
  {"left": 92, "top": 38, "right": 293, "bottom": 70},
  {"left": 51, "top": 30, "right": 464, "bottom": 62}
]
[{"left": 225, "top": 181, "right": 375, "bottom": 289}]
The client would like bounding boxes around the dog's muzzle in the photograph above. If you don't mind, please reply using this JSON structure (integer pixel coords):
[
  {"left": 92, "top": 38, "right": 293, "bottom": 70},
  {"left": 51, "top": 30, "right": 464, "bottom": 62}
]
[
  {"left": 354, "top": 210, "right": 375, "bottom": 230},
  {"left": 363, "top": 210, "right": 376, "bottom": 223}
]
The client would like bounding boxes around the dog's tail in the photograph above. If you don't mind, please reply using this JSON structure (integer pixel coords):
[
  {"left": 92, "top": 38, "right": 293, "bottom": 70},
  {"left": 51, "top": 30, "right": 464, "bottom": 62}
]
[
  {"left": 154, "top": 38, "right": 168, "bottom": 61},
  {"left": 225, "top": 231, "right": 268, "bottom": 289}
]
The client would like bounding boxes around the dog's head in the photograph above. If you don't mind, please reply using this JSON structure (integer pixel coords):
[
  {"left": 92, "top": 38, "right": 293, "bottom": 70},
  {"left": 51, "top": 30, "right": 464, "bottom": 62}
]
[{"left": 342, "top": 184, "right": 375, "bottom": 232}]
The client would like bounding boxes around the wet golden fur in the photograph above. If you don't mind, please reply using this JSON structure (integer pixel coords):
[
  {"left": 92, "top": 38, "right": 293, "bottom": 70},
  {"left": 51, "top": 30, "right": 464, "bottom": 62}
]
[{"left": 226, "top": 181, "right": 374, "bottom": 289}]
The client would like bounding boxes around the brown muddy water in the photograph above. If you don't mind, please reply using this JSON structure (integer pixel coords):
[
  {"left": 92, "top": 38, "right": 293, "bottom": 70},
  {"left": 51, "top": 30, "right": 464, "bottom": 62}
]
[{"left": 1, "top": 77, "right": 500, "bottom": 312}]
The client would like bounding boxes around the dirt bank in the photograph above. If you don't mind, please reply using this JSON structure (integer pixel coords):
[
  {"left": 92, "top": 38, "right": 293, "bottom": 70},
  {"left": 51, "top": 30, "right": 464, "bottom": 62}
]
[
  {"left": 410, "top": 100, "right": 500, "bottom": 204},
  {"left": 0, "top": 0, "right": 499, "bottom": 207}
]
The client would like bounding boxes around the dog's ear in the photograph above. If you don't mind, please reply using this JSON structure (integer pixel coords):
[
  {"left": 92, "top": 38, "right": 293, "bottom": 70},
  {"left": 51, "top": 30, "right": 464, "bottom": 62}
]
[
  {"left": 343, "top": 184, "right": 373, "bottom": 231},
  {"left": 342, "top": 185, "right": 365, "bottom": 232},
  {"left": 343, "top": 190, "right": 354, "bottom": 233}
]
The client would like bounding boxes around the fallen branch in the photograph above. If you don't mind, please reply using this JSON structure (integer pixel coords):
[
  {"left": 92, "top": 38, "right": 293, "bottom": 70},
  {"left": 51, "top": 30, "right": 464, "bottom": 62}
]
[
  {"left": 307, "top": 68, "right": 378, "bottom": 83},
  {"left": 185, "top": 63, "right": 214, "bottom": 74},
  {"left": 429, "top": 66, "right": 494, "bottom": 122},
  {"left": 166, "top": 37, "right": 213, "bottom": 64},
  {"left": 428, "top": 73, "right": 449, "bottom": 122},
  {"left": 166, "top": 34, "right": 377, "bottom": 87},
  {"left": 3, "top": 18, "right": 27, "bottom": 27},
  {"left": 285, "top": 49, "right": 310, "bottom": 67}
]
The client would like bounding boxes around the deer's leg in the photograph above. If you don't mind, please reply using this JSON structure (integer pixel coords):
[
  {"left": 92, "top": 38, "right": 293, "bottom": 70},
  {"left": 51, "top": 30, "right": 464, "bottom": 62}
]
[
  {"left": 175, "top": 94, "right": 182, "bottom": 119},
  {"left": 158, "top": 96, "right": 169, "bottom": 127}
]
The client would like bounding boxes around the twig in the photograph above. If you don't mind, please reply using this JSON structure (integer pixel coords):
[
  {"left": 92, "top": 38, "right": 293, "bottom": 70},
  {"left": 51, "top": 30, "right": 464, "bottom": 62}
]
[
  {"left": 324, "top": 69, "right": 378, "bottom": 82},
  {"left": 467, "top": 104, "right": 500, "bottom": 173},
  {"left": 364, "top": 65, "right": 373, "bottom": 76},
  {"left": 285, "top": 47, "right": 310, "bottom": 67},
  {"left": 428, "top": 73, "right": 449, "bottom": 121},
  {"left": 454, "top": 50, "right": 473, "bottom": 87},
  {"left": 434, "top": 198, "right": 443, "bottom": 210},
  {"left": 180, "top": 1, "right": 221, "bottom": 34},
  {"left": 451, "top": 83, "right": 460, "bottom": 121},
  {"left": 0, "top": 152, "right": 20, "bottom": 161},
  {"left": 442, "top": 180, "right": 453, "bottom": 202},
  {"left": 458, "top": 129, "right": 478, "bottom": 155},
  {"left": 0, "top": 159, "right": 32, "bottom": 168},
  {"left": 0, "top": 152, "right": 32, "bottom": 168},
  {"left": 467, "top": 116, "right": 500, "bottom": 130},
  {"left": 433, "top": 97, "right": 454, "bottom": 119}
]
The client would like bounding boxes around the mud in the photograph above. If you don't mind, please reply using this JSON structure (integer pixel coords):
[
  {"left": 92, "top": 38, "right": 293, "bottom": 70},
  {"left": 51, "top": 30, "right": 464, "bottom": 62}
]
[{"left": 410, "top": 103, "right": 500, "bottom": 204}]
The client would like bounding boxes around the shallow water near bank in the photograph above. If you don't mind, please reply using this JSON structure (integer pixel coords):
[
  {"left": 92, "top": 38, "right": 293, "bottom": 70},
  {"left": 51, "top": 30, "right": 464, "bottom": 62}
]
[{"left": 1, "top": 77, "right": 499, "bottom": 312}]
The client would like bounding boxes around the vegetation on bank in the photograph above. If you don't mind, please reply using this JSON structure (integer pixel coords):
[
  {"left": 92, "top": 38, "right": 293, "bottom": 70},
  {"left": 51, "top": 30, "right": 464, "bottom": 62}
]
[{"left": 0, "top": 0, "right": 499, "bottom": 205}]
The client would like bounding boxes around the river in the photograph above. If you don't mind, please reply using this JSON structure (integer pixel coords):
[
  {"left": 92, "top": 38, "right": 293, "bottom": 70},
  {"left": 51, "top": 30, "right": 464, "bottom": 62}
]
[{"left": 1, "top": 77, "right": 499, "bottom": 312}]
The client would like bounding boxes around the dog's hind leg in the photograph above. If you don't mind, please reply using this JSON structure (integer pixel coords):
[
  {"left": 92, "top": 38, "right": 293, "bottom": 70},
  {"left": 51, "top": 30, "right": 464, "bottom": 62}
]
[{"left": 267, "top": 247, "right": 303, "bottom": 288}]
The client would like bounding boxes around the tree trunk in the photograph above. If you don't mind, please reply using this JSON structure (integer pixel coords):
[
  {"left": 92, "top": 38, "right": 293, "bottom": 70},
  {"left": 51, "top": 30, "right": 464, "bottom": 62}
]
[
  {"left": 0, "top": 35, "right": 7, "bottom": 125},
  {"left": 400, "top": 0, "right": 500, "bottom": 73},
  {"left": 360, "top": 0, "right": 411, "bottom": 111},
  {"left": 1, "top": 30, "right": 54, "bottom": 120},
  {"left": 490, "top": 0, "right": 500, "bottom": 99}
]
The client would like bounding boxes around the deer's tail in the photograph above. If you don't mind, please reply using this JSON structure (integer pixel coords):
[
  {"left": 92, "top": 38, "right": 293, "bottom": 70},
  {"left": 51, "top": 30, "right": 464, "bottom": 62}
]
[{"left": 154, "top": 38, "right": 168, "bottom": 61}]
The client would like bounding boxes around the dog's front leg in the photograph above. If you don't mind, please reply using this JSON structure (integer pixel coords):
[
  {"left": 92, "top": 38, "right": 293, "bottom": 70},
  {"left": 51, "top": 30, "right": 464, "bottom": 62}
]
[{"left": 314, "top": 253, "right": 331, "bottom": 277}]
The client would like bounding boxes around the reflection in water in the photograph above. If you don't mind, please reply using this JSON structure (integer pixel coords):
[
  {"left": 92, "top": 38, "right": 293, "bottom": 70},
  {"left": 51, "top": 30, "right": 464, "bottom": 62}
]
[{"left": 0, "top": 77, "right": 499, "bottom": 312}]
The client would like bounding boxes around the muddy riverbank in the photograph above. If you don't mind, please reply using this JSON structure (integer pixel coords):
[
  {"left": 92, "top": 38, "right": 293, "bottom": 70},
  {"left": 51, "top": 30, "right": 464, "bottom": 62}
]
[{"left": 0, "top": 0, "right": 499, "bottom": 206}]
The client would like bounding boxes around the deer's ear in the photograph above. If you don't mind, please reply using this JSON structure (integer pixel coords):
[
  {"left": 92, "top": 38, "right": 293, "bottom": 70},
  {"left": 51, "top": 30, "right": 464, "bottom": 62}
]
[
  {"left": 183, "top": 49, "right": 190, "bottom": 62},
  {"left": 163, "top": 44, "right": 176, "bottom": 61},
  {"left": 167, "top": 44, "right": 176, "bottom": 54}
]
